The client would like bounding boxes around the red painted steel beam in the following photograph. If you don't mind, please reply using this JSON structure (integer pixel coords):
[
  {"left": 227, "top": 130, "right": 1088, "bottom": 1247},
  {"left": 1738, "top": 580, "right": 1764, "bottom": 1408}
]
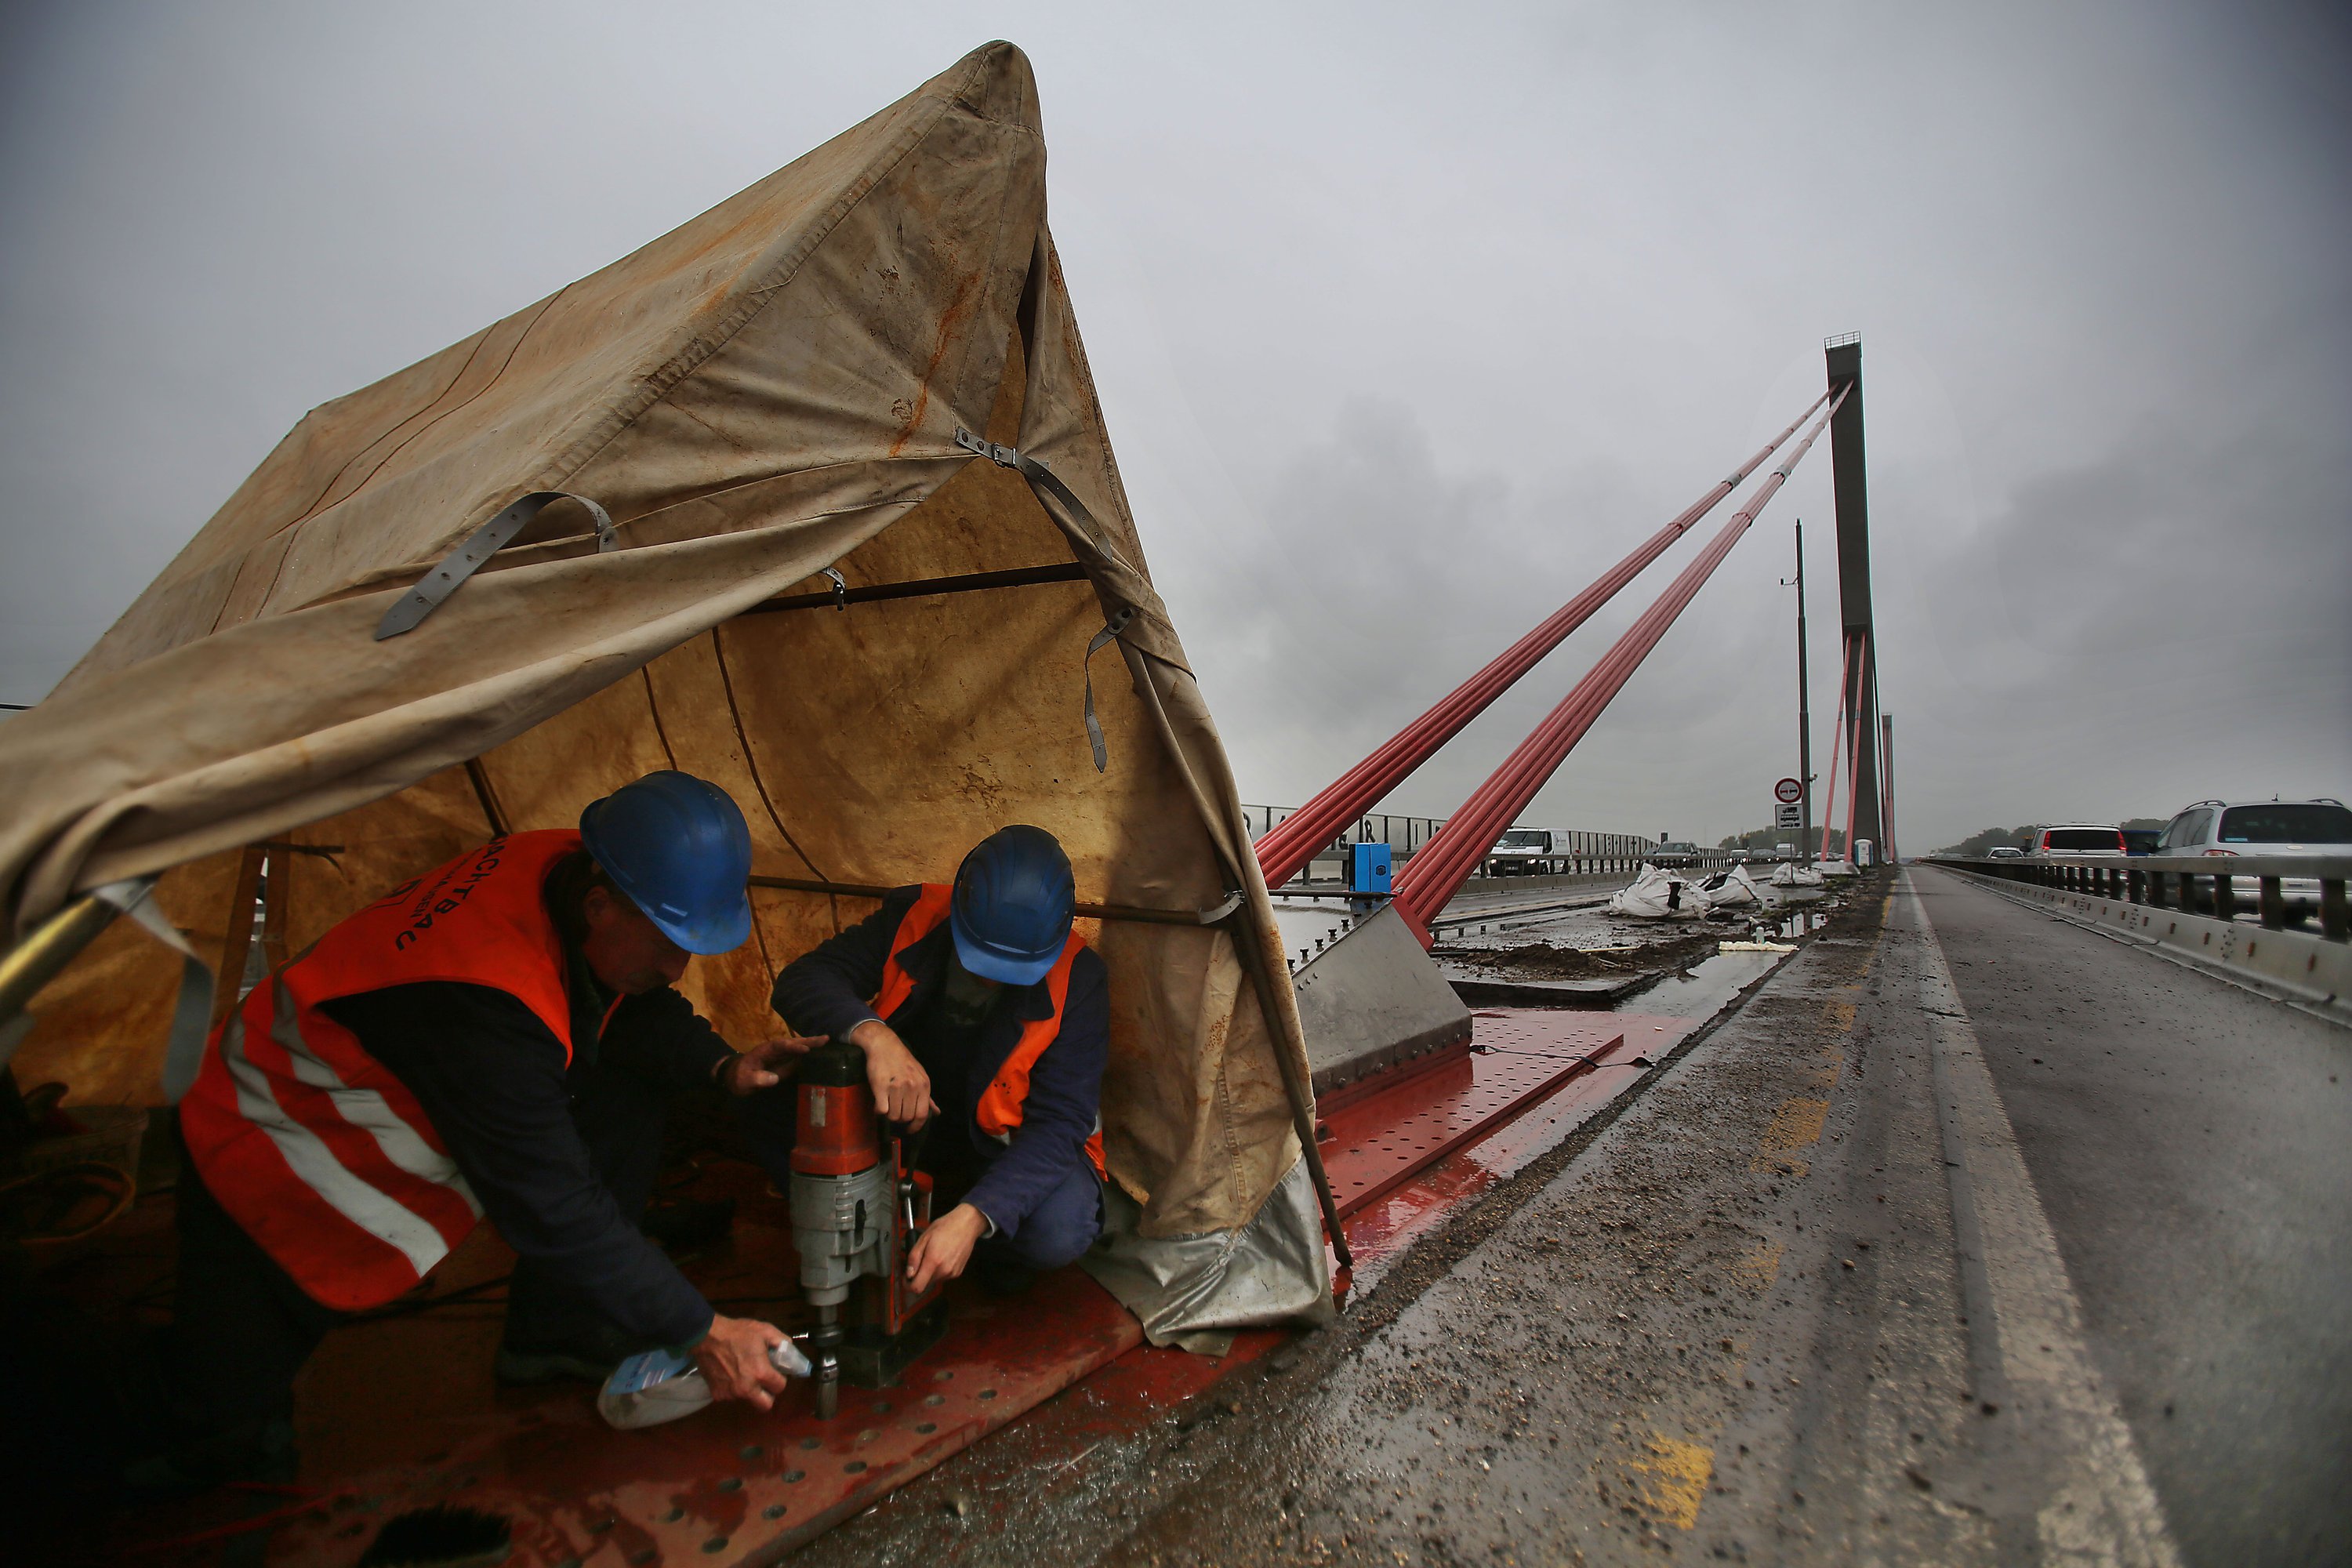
[
  {"left": 1817, "top": 633, "right": 1853, "bottom": 864},
  {"left": 1389, "top": 388, "right": 1849, "bottom": 940},
  {"left": 1251, "top": 390, "right": 1831, "bottom": 888}
]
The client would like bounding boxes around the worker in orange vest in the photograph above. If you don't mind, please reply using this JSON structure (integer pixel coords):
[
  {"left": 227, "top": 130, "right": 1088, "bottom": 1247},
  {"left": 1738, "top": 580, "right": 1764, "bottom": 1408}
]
[
  {"left": 144, "top": 772, "right": 811, "bottom": 1488},
  {"left": 759, "top": 826, "right": 1108, "bottom": 1296}
]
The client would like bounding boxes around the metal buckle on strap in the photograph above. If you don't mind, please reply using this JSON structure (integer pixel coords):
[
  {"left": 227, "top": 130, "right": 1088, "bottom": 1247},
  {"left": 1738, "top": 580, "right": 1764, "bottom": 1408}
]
[
  {"left": 376, "top": 490, "right": 617, "bottom": 640},
  {"left": 953, "top": 426, "right": 1025, "bottom": 470}
]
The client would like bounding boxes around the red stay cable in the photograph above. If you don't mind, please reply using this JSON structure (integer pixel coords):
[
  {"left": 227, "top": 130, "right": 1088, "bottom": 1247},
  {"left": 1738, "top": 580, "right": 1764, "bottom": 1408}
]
[
  {"left": 1389, "top": 387, "right": 1849, "bottom": 939},
  {"left": 1253, "top": 390, "right": 1830, "bottom": 888}
]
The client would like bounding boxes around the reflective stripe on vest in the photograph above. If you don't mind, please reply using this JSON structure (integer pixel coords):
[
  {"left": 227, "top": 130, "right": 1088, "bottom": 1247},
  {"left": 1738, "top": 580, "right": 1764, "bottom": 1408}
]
[
  {"left": 873, "top": 884, "right": 1103, "bottom": 1181},
  {"left": 179, "top": 830, "right": 586, "bottom": 1310}
]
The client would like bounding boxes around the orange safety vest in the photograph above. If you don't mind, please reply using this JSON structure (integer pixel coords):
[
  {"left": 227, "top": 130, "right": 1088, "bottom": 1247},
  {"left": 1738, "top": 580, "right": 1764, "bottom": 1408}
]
[
  {"left": 180, "top": 831, "right": 599, "bottom": 1310},
  {"left": 872, "top": 884, "right": 1104, "bottom": 1181}
]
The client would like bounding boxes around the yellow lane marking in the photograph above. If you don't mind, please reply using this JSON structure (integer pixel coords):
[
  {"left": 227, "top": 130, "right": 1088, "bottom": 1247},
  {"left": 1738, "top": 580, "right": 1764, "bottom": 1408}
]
[
  {"left": 1628, "top": 1431, "right": 1715, "bottom": 1529},
  {"left": 1730, "top": 1237, "right": 1783, "bottom": 1293},
  {"left": 1751, "top": 1096, "right": 1830, "bottom": 1174}
]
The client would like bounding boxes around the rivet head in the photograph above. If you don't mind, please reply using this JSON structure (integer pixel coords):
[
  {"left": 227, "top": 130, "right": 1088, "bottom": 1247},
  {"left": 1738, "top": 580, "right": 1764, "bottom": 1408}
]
[
  {"left": 763, "top": 1504, "right": 786, "bottom": 1520},
  {"left": 845, "top": 1460, "right": 868, "bottom": 1474},
  {"left": 783, "top": 1469, "right": 804, "bottom": 1483}
]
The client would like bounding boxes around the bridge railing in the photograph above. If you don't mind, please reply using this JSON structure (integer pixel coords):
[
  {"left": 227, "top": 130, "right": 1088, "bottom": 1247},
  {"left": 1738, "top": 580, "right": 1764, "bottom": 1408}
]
[
  {"left": 1241, "top": 805, "right": 1666, "bottom": 884},
  {"left": 1926, "top": 855, "right": 2352, "bottom": 943}
]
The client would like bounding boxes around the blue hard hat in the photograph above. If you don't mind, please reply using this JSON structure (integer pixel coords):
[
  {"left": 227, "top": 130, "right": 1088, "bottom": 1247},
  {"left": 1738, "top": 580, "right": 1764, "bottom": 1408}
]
[
  {"left": 577, "top": 771, "right": 754, "bottom": 955},
  {"left": 949, "top": 826, "right": 1076, "bottom": 986}
]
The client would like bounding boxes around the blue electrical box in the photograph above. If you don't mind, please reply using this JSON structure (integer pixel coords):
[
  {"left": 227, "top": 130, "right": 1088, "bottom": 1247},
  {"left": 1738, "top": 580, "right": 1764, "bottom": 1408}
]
[{"left": 1350, "top": 841, "right": 1393, "bottom": 894}]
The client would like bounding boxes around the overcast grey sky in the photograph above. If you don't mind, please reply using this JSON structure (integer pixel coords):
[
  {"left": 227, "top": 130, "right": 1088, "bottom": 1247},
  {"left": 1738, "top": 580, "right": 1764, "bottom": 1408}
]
[{"left": 2, "top": 1, "right": 2345, "bottom": 852}]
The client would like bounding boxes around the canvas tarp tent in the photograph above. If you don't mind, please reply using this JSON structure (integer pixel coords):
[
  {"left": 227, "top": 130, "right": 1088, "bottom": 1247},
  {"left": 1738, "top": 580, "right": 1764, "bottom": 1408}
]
[{"left": 0, "top": 42, "right": 1331, "bottom": 1341}]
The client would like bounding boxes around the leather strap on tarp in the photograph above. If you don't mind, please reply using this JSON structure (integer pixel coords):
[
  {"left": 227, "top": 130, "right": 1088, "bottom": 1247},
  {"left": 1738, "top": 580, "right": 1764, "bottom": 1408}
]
[{"left": 376, "top": 492, "right": 617, "bottom": 640}]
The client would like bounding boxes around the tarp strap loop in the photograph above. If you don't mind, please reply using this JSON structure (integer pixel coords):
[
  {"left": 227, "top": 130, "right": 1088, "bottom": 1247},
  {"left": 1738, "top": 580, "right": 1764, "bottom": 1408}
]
[
  {"left": 375, "top": 490, "right": 616, "bottom": 640},
  {"left": 1082, "top": 606, "right": 1137, "bottom": 773},
  {"left": 89, "top": 877, "right": 214, "bottom": 1104},
  {"left": 820, "top": 566, "right": 848, "bottom": 610},
  {"left": 957, "top": 429, "right": 1148, "bottom": 771},
  {"left": 953, "top": 427, "right": 1138, "bottom": 577},
  {"left": 1195, "top": 890, "right": 1245, "bottom": 925}
]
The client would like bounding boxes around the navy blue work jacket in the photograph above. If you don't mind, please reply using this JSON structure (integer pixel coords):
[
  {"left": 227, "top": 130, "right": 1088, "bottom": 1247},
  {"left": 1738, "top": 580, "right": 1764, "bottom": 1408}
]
[{"left": 768, "top": 886, "right": 1109, "bottom": 1240}]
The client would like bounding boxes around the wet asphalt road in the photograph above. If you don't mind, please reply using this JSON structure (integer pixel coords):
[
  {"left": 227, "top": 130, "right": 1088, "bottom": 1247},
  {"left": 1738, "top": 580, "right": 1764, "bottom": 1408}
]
[
  {"left": 1916, "top": 866, "right": 2352, "bottom": 1566},
  {"left": 798, "top": 868, "right": 2350, "bottom": 1566}
]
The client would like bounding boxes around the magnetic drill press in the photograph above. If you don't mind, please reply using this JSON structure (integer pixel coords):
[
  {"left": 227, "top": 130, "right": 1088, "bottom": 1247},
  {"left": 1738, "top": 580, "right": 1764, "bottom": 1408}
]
[{"left": 787, "top": 1041, "right": 949, "bottom": 1418}]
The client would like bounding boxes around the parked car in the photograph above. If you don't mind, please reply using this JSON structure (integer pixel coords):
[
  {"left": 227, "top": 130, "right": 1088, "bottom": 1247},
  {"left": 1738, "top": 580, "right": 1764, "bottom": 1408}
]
[
  {"left": 1986, "top": 845, "right": 2025, "bottom": 859},
  {"left": 2028, "top": 825, "right": 2127, "bottom": 856},
  {"left": 2155, "top": 798, "right": 2352, "bottom": 920}
]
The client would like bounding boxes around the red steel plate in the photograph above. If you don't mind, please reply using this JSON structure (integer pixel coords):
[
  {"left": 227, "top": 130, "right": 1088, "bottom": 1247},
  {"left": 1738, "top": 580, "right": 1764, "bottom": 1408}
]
[
  {"left": 101, "top": 1008, "right": 1671, "bottom": 1565},
  {"left": 1318, "top": 1011, "right": 1625, "bottom": 1219}
]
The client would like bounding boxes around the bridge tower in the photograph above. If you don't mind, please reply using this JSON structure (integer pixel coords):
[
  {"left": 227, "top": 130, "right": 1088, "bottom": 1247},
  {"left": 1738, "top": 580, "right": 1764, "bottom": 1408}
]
[{"left": 1824, "top": 333, "right": 1882, "bottom": 857}]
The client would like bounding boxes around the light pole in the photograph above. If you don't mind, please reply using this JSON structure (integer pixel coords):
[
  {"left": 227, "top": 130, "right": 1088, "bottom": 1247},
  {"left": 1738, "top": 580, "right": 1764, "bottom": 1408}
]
[{"left": 1784, "top": 521, "right": 1813, "bottom": 860}]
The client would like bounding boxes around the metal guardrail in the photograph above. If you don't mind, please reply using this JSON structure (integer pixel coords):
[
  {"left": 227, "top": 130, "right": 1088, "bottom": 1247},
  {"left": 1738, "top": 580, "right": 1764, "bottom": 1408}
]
[
  {"left": 1243, "top": 804, "right": 1664, "bottom": 883},
  {"left": 1926, "top": 855, "right": 2352, "bottom": 943}
]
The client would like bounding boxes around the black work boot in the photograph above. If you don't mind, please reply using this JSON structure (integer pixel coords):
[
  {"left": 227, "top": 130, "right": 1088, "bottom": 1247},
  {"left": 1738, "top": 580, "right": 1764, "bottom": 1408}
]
[
  {"left": 495, "top": 1316, "right": 655, "bottom": 1385},
  {"left": 496, "top": 1263, "right": 658, "bottom": 1385}
]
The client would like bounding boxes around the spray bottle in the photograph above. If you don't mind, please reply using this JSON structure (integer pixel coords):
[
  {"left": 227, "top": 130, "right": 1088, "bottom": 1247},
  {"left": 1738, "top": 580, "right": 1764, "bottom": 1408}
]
[{"left": 597, "top": 1338, "right": 812, "bottom": 1430}]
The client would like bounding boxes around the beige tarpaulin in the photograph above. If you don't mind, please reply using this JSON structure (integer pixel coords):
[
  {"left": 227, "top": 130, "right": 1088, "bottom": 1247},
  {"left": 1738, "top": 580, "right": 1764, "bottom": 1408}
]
[{"left": 0, "top": 42, "right": 1330, "bottom": 1334}]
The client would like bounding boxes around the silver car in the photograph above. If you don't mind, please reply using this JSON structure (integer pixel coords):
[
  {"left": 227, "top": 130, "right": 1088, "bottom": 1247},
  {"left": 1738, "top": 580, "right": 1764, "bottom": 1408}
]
[{"left": 2156, "top": 798, "right": 2352, "bottom": 919}]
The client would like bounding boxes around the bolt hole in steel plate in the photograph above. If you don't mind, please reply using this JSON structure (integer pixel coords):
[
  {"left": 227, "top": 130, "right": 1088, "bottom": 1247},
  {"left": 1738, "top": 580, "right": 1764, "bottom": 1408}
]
[
  {"left": 1319, "top": 1011, "right": 1627, "bottom": 1220},
  {"left": 256, "top": 1019, "right": 1625, "bottom": 1568},
  {"left": 250, "top": 1171, "right": 1169, "bottom": 1566}
]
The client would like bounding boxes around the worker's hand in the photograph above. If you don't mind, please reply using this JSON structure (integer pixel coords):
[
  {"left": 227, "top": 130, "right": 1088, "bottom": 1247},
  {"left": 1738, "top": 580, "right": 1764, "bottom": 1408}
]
[
  {"left": 715, "top": 1035, "right": 826, "bottom": 1096},
  {"left": 691, "top": 1313, "right": 791, "bottom": 1410},
  {"left": 906, "top": 1202, "right": 988, "bottom": 1295},
  {"left": 849, "top": 1019, "right": 936, "bottom": 1129}
]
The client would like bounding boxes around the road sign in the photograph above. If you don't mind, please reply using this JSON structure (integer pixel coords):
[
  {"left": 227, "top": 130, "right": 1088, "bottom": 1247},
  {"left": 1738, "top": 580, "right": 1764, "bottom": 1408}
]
[
  {"left": 1773, "top": 777, "right": 1802, "bottom": 805},
  {"left": 1775, "top": 802, "right": 1802, "bottom": 830}
]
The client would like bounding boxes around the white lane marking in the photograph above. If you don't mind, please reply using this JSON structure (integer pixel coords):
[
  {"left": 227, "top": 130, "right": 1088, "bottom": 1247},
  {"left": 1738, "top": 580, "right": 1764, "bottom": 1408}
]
[{"left": 1904, "top": 870, "right": 2184, "bottom": 1568}]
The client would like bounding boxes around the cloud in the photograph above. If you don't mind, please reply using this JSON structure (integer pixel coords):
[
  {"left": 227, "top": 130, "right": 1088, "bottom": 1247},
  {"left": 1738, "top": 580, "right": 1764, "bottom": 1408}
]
[{"left": 2, "top": 0, "right": 2346, "bottom": 855}]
